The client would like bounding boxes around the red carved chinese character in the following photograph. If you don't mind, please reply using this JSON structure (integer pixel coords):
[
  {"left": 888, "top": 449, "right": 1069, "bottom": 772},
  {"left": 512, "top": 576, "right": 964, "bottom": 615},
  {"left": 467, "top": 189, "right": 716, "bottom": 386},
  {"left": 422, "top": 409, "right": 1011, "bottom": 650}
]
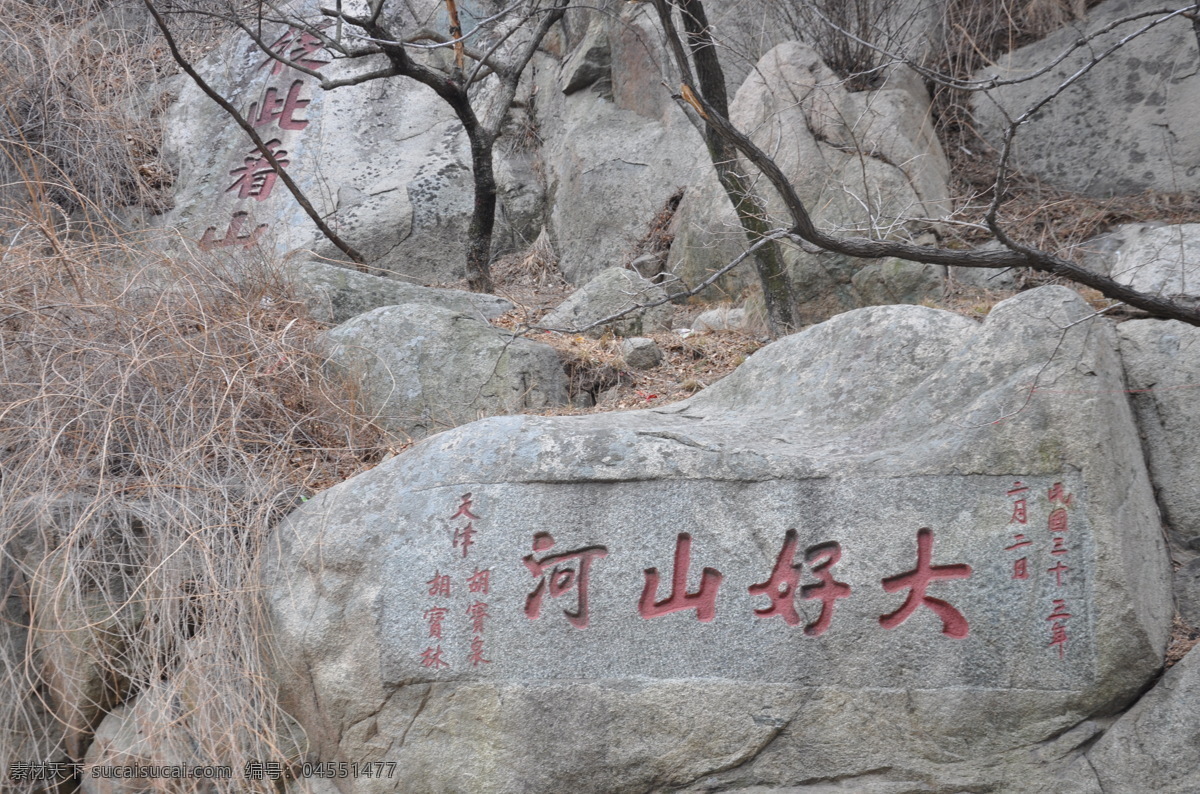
[
  {"left": 801, "top": 541, "right": 852, "bottom": 636},
  {"left": 450, "top": 493, "right": 479, "bottom": 520},
  {"left": 468, "top": 568, "right": 490, "bottom": 594},
  {"left": 1009, "top": 499, "right": 1027, "bottom": 525},
  {"left": 1050, "top": 536, "right": 1068, "bottom": 556},
  {"left": 249, "top": 80, "right": 311, "bottom": 131},
  {"left": 748, "top": 533, "right": 850, "bottom": 634},
  {"left": 1048, "top": 508, "right": 1069, "bottom": 534},
  {"left": 748, "top": 529, "right": 802, "bottom": 625},
  {"left": 453, "top": 524, "right": 476, "bottom": 558},
  {"left": 227, "top": 139, "right": 289, "bottom": 201},
  {"left": 419, "top": 645, "right": 450, "bottom": 669},
  {"left": 1047, "top": 599, "right": 1071, "bottom": 658},
  {"left": 879, "top": 528, "right": 972, "bottom": 639},
  {"left": 639, "top": 532, "right": 723, "bottom": 622},
  {"left": 198, "top": 211, "right": 268, "bottom": 250},
  {"left": 259, "top": 23, "right": 333, "bottom": 75},
  {"left": 467, "top": 635, "right": 491, "bottom": 667},
  {"left": 1047, "top": 560, "right": 1069, "bottom": 586},
  {"left": 424, "top": 606, "right": 449, "bottom": 639},
  {"left": 427, "top": 571, "right": 451, "bottom": 597},
  {"left": 466, "top": 601, "right": 489, "bottom": 634},
  {"left": 1006, "top": 533, "right": 1033, "bottom": 550},
  {"left": 1007, "top": 481, "right": 1030, "bottom": 496},
  {"left": 523, "top": 532, "right": 607, "bottom": 629},
  {"left": 1048, "top": 482, "right": 1073, "bottom": 506},
  {"left": 1013, "top": 558, "right": 1029, "bottom": 580}
]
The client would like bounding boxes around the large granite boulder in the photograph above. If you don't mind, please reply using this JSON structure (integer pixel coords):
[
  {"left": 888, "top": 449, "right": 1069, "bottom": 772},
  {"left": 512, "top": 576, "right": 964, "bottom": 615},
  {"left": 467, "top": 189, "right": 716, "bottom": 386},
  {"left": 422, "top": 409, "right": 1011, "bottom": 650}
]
[
  {"left": 286, "top": 259, "right": 512, "bottom": 325},
  {"left": 971, "top": 0, "right": 1200, "bottom": 197},
  {"left": 667, "top": 42, "right": 951, "bottom": 320},
  {"left": 1117, "top": 319, "right": 1200, "bottom": 556},
  {"left": 1091, "top": 224, "right": 1200, "bottom": 302},
  {"left": 265, "top": 286, "right": 1170, "bottom": 792},
  {"left": 1086, "top": 648, "right": 1200, "bottom": 792},
  {"left": 323, "top": 304, "right": 568, "bottom": 438},
  {"left": 160, "top": 0, "right": 542, "bottom": 284},
  {"left": 538, "top": 266, "right": 672, "bottom": 337},
  {"left": 534, "top": 52, "right": 703, "bottom": 285}
]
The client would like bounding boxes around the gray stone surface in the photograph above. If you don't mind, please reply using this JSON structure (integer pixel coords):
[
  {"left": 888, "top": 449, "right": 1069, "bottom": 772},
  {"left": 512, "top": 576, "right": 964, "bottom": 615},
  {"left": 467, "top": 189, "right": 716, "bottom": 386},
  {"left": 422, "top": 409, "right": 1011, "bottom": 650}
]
[
  {"left": 971, "top": 0, "right": 1200, "bottom": 197},
  {"left": 693, "top": 307, "right": 750, "bottom": 332},
  {"left": 1117, "top": 319, "right": 1200, "bottom": 555},
  {"left": 80, "top": 680, "right": 306, "bottom": 794},
  {"left": 265, "top": 286, "right": 1170, "bottom": 793},
  {"left": 852, "top": 258, "right": 946, "bottom": 306},
  {"left": 160, "top": 0, "right": 542, "bottom": 284},
  {"left": 1101, "top": 224, "right": 1200, "bottom": 300},
  {"left": 559, "top": 11, "right": 610, "bottom": 94},
  {"left": 324, "top": 303, "right": 568, "bottom": 438},
  {"left": 618, "top": 336, "right": 662, "bottom": 369},
  {"left": 1086, "top": 648, "right": 1200, "bottom": 793},
  {"left": 950, "top": 265, "right": 1021, "bottom": 291},
  {"left": 534, "top": 53, "right": 703, "bottom": 285},
  {"left": 539, "top": 266, "right": 672, "bottom": 337},
  {"left": 286, "top": 259, "right": 512, "bottom": 324},
  {"left": 667, "top": 42, "right": 951, "bottom": 321},
  {"left": 1176, "top": 558, "right": 1200, "bottom": 630}
]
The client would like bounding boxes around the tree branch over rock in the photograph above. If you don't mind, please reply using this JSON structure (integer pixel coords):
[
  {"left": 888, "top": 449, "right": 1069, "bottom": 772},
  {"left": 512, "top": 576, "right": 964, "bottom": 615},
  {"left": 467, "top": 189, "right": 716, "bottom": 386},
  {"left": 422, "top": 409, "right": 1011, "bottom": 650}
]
[
  {"left": 650, "top": 0, "right": 1200, "bottom": 328},
  {"left": 150, "top": 0, "right": 567, "bottom": 291}
]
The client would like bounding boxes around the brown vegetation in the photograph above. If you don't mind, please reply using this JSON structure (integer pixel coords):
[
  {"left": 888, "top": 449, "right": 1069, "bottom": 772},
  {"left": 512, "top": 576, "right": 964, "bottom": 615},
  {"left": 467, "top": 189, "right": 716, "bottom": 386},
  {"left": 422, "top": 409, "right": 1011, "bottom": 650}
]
[{"left": 0, "top": 177, "right": 388, "bottom": 786}]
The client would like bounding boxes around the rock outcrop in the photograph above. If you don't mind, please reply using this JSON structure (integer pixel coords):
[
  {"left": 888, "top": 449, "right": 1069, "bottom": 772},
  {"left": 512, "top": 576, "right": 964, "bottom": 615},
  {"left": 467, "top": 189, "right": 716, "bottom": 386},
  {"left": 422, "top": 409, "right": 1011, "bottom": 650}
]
[
  {"left": 667, "top": 42, "right": 951, "bottom": 321},
  {"left": 286, "top": 259, "right": 512, "bottom": 325},
  {"left": 323, "top": 304, "right": 568, "bottom": 438},
  {"left": 265, "top": 286, "right": 1170, "bottom": 793},
  {"left": 1118, "top": 319, "right": 1200, "bottom": 556},
  {"left": 971, "top": 0, "right": 1200, "bottom": 197},
  {"left": 161, "top": 0, "right": 542, "bottom": 284},
  {"left": 538, "top": 266, "right": 672, "bottom": 337}
]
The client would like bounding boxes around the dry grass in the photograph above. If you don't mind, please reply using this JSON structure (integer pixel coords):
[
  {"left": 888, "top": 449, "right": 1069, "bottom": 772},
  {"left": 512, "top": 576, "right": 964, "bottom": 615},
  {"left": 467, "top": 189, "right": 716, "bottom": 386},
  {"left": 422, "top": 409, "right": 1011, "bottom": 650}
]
[
  {"left": 492, "top": 297, "right": 765, "bottom": 412},
  {"left": 1166, "top": 614, "right": 1200, "bottom": 669},
  {"left": 0, "top": 185, "right": 388, "bottom": 789},
  {"left": 0, "top": 0, "right": 175, "bottom": 218}
]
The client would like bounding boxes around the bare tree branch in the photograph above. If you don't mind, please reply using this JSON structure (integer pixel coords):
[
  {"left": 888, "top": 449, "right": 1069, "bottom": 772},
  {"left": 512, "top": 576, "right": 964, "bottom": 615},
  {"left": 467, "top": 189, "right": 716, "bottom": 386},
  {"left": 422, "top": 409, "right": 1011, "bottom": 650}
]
[{"left": 650, "top": 0, "right": 1200, "bottom": 327}]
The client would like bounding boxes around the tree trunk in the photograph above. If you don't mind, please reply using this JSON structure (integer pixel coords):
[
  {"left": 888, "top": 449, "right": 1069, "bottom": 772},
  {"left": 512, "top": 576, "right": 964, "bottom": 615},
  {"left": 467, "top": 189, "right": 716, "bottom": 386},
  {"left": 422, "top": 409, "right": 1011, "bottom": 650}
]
[
  {"left": 465, "top": 126, "right": 497, "bottom": 293},
  {"left": 676, "top": 0, "right": 797, "bottom": 335}
]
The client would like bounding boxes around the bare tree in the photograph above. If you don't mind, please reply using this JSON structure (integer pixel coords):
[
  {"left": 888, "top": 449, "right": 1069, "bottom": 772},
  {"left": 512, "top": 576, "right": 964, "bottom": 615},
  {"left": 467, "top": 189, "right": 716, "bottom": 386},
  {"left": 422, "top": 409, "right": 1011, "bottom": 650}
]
[
  {"left": 147, "top": 0, "right": 568, "bottom": 291},
  {"left": 649, "top": 0, "right": 1200, "bottom": 329}
]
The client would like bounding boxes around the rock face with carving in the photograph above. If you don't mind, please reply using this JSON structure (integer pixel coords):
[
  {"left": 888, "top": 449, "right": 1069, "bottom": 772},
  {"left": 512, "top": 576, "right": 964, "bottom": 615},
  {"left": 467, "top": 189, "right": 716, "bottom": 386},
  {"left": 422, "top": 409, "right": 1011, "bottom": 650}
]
[
  {"left": 264, "top": 286, "right": 1171, "bottom": 792},
  {"left": 160, "top": 0, "right": 541, "bottom": 284}
]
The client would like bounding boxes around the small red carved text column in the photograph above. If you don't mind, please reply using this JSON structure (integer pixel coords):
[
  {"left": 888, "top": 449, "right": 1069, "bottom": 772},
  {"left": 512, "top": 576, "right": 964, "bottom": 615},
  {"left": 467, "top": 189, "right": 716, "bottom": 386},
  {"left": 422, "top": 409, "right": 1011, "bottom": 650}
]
[
  {"left": 258, "top": 23, "right": 334, "bottom": 75},
  {"left": 249, "top": 81, "right": 311, "bottom": 130},
  {"left": 465, "top": 601, "right": 491, "bottom": 666},
  {"left": 639, "top": 533, "right": 723, "bottom": 622},
  {"left": 1045, "top": 481, "right": 1074, "bottom": 658},
  {"left": 227, "top": 139, "right": 290, "bottom": 201},
  {"left": 449, "top": 493, "right": 479, "bottom": 558},
  {"left": 879, "top": 528, "right": 972, "bottom": 639},
  {"left": 523, "top": 532, "right": 608, "bottom": 628}
]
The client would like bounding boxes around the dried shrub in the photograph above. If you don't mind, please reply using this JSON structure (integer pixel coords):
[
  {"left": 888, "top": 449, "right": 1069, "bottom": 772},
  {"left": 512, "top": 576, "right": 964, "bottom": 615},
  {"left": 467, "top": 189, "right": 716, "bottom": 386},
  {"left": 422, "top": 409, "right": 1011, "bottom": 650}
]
[
  {"left": 0, "top": 187, "right": 388, "bottom": 790},
  {"left": 774, "top": 0, "right": 899, "bottom": 90},
  {"left": 0, "top": 0, "right": 178, "bottom": 217}
]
